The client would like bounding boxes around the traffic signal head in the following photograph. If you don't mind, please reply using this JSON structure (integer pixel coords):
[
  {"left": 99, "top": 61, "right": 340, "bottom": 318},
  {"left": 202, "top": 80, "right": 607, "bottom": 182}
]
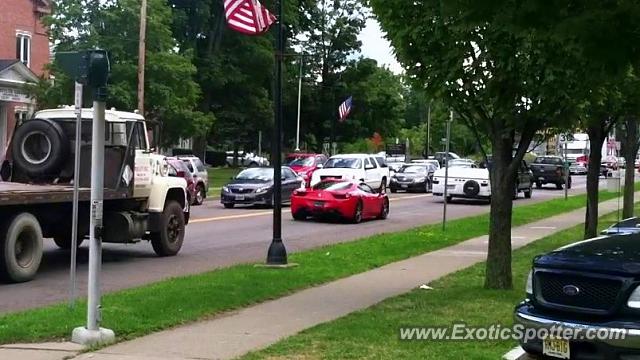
[{"left": 56, "top": 50, "right": 110, "bottom": 88}]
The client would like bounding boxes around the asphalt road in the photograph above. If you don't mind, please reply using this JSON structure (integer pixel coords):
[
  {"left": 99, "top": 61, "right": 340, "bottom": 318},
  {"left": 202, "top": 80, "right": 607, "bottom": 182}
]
[{"left": 0, "top": 176, "right": 602, "bottom": 313}]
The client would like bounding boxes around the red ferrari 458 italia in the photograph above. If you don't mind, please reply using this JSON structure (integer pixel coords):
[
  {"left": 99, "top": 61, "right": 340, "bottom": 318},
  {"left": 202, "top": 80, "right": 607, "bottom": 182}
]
[{"left": 291, "top": 180, "right": 389, "bottom": 223}]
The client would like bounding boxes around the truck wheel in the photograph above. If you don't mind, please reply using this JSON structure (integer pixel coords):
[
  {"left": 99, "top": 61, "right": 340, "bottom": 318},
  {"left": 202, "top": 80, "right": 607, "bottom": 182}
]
[
  {"left": 151, "top": 201, "right": 185, "bottom": 257},
  {"left": 194, "top": 184, "right": 205, "bottom": 205},
  {"left": 556, "top": 182, "right": 563, "bottom": 190},
  {"left": 11, "top": 119, "right": 69, "bottom": 178},
  {"left": 535, "top": 181, "right": 542, "bottom": 189},
  {"left": 0, "top": 213, "right": 43, "bottom": 283}
]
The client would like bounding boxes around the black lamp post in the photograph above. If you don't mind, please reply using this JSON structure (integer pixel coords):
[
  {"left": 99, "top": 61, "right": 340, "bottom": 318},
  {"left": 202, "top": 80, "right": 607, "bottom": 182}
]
[{"left": 266, "top": 0, "right": 288, "bottom": 265}]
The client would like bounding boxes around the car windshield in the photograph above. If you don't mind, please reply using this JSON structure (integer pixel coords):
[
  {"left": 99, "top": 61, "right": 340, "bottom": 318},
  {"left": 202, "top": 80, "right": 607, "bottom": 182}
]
[
  {"left": 399, "top": 165, "right": 427, "bottom": 174},
  {"left": 287, "top": 156, "right": 314, "bottom": 167},
  {"left": 324, "top": 157, "right": 362, "bottom": 169},
  {"left": 313, "top": 181, "right": 353, "bottom": 191},
  {"left": 236, "top": 168, "right": 274, "bottom": 181},
  {"left": 534, "top": 157, "right": 563, "bottom": 165}
]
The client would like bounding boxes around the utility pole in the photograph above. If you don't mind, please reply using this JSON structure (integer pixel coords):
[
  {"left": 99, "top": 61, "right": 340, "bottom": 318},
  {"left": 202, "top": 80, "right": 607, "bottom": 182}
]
[
  {"left": 137, "top": 0, "right": 147, "bottom": 114},
  {"left": 266, "top": 0, "right": 288, "bottom": 265},
  {"left": 295, "top": 55, "right": 303, "bottom": 151}
]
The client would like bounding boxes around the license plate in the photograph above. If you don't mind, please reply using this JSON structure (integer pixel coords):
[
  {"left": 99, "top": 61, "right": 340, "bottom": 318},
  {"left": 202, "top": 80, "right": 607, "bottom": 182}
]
[
  {"left": 543, "top": 337, "right": 570, "bottom": 359},
  {"left": 314, "top": 201, "right": 324, "bottom": 207},
  {"left": 539, "top": 177, "right": 545, "bottom": 181},
  {"left": 540, "top": 169, "right": 545, "bottom": 172},
  {"left": 401, "top": 184, "right": 408, "bottom": 188},
  {"left": 235, "top": 195, "right": 245, "bottom": 200}
]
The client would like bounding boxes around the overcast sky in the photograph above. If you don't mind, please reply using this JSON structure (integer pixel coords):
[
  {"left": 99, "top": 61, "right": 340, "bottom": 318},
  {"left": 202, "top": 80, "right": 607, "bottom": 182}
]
[{"left": 357, "top": 18, "right": 402, "bottom": 74}]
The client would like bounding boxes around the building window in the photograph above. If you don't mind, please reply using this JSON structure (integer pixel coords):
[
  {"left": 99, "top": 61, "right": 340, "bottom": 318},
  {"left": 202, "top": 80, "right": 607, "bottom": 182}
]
[{"left": 16, "top": 34, "right": 31, "bottom": 67}]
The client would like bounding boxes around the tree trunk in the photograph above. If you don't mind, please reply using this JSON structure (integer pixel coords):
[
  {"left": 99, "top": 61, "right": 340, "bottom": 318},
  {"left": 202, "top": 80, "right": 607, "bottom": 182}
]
[
  {"left": 584, "top": 125, "right": 606, "bottom": 239},
  {"left": 622, "top": 117, "right": 639, "bottom": 218},
  {"left": 484, "top": 136, "right": 515, "bottom": 290}
]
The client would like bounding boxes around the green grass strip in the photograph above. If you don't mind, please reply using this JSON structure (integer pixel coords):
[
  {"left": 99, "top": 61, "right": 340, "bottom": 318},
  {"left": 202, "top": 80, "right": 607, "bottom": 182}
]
[
  {"left": 0, "top": 185, "right": 636, "bottom": 345},
  {"left": 241, "top": 205, "right": 636, "bottom": 360}
]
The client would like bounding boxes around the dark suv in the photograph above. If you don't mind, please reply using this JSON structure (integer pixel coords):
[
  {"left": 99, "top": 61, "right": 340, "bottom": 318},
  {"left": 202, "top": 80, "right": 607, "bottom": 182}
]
[{"left": 515, "top": 220, "right": 640, "bottom": 359}]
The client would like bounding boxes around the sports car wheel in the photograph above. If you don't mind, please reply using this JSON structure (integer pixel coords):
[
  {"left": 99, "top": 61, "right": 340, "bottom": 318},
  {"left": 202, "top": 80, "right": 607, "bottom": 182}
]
[
  {"left": 292, "top": 211, "right": 306, "bottom": 221},
  {"left": 352, "top": 201, "right": 363, "bottom": 224},
  {"left": 379, "top": 198, "right": 390, "bottom": 220}
]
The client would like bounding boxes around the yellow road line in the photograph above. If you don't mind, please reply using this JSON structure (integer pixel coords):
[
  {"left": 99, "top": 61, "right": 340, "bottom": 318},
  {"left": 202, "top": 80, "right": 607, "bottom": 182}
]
[{"left": 190, "top": 193, "right": 432, "bottom": 223}]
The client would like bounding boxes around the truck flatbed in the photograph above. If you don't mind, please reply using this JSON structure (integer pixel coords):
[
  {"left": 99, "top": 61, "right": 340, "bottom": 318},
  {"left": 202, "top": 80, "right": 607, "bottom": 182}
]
[{"left": 0, "top": 182, "right": 130, "bottom": 206}]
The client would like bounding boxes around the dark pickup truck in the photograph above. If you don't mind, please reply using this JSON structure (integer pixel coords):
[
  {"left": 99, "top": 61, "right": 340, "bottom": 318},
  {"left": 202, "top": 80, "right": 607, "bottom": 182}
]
[
  {"left": 530, "top": 156, "right": 572, "bottom": 189},
  {"left": 515, "top": 219, "right": 640, "bottom": 359}
]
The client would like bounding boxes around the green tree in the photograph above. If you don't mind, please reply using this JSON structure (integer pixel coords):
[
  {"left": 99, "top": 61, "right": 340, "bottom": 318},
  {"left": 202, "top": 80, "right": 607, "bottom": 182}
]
[
  {"left": 41, "top": 0, "right": 212, "bottom": 146},
  {"left": 371, "top": 0, "right": 581, "bottom": 289}
]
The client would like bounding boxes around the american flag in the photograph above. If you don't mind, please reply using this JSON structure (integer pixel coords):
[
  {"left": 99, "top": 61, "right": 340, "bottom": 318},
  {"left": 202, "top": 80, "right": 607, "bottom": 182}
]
[
  {"left": 224, "top": 0, "right": 276, "bottom": 36},
  {"left": 338, "top": 96, "right": 353, "bottom": 122}
]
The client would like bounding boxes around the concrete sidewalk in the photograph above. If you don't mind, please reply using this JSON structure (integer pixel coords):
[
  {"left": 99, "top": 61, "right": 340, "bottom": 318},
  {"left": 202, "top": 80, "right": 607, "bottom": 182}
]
[{"left": 1, "top": 195, "right": 631, "bottom": 360}]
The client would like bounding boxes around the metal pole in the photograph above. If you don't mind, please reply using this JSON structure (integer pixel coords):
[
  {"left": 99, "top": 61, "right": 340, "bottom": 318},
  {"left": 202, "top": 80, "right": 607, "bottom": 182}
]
[
  {"left": 564, "top": 142, "right": 568, "bottom": 200},
  {"left": 295, "top": 56, "right": 303, "bottom": 151},
  {"left": 266, "top": 0, "right": 287, "bottom": 265},
  {"left": 258, "top": 130, "right": 262, "bottom": 158},
  {"left": 426, "top": 101, "right": 431, "bottom": 158},
  {"left": 69, "top": 82, "right": 82, "bottom": 308},
  {"left": 137, "top": 0, "right": 147, "bottom": 114},
  {"left": 87, "top": 99, "right": 106, "bottom": 330},
  {"left": 443, "top": 110, "right": 452, "bottom": 231}
]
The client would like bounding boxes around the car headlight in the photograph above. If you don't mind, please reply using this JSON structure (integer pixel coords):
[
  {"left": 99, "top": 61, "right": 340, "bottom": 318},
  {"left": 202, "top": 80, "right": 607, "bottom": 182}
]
[
  {"left": 222, "top": 186, "right": 229, "bottom": 193},
  {"left": 526, "top": 270, "right": 533, "bottom": 295},
  {"left": 413, "top": 177, "right": 426, "bottom": 183},
  {"left": 159, "top": 160, "right": 168, "bottom": 177},
  {"left": 628, "top": 286, "right": 640, "bottom": 308},
  {"left": 256, "top": 186, "right": 270, "bottom": 194}
]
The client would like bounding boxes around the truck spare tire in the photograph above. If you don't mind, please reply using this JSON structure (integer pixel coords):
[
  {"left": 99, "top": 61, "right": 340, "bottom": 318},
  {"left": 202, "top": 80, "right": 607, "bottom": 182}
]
[{"left": 11, "top": 119, "right": 69, "bottom": 178}]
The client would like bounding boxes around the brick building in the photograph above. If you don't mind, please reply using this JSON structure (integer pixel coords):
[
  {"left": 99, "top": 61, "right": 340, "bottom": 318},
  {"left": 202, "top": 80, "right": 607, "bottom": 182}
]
[{"left": 0, "top": 0, "right": 50, "bottom": 162}]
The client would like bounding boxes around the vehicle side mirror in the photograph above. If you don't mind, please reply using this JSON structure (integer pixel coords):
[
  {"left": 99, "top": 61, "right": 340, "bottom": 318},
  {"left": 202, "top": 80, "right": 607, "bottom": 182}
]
[
  {"left": 365, "top": 165, "right": 374, "bottom": 170},
  {"left": 316, "top": 164, "right": 323, "bottom": 169}
]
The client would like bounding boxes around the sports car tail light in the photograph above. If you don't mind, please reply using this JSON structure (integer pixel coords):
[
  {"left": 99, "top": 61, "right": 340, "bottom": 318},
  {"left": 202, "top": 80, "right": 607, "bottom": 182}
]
[{"left": 332, "top": 193, "right": 351, "bottom": 199}]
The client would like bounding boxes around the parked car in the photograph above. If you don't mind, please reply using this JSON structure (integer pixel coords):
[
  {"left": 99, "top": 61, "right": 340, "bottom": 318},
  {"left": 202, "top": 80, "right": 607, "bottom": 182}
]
[
  {"left": 515, "top": 231, "right": 640, "bottom": 359},
  {"left": 220, "top": 166, "right": 302, "bottom": 208},
  {"left": 432, "top": 160, "right": 533, "bottom": 202},
  {"left": 530, "top": 156, "right": 572, "bottom": 189},
  {"left": 176, "top": 155, "right": 208, "bottom": 205},
  {"left": 166, "top": 158, "right": 197, "bottom": 206},
  {"left": 291, "top": 180, "right": 389, "bottom": 223},
  {"left": 433, "top": 151, "right": 460, "bottom": 167},
  {"left": 285, "top": 153, "right": 328, "bottom": 186},
  {"left": 225, "top": 151, "right": 269, "bottom": 167},
  {"left": 569, "top": 161, "right": 588, "bottom": 175},
  {"left": 310, "top": 154, "right": 390, "bottom": 192},
  {"left": 389, "top": 163, "right": 436, "bottom": 193}
]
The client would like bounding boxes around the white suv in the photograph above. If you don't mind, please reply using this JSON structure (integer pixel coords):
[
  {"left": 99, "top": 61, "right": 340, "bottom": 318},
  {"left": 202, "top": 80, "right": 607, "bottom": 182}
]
[{"left": 310, "top": 154, "right": 390, "bottom": 192}]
